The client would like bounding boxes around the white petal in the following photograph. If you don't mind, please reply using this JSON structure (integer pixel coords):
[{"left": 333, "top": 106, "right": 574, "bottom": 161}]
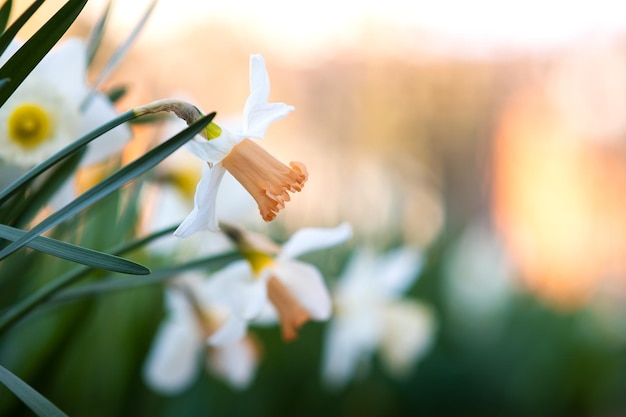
[
  {"left": 174, "top": 163, "right": 225, "bottom": 237},
  {"left": 375, "top": 247, "right": 423, "bottom": 298},
  {"left": 280, "top": 222, "right": 352, "bottom": 260},
  {"left": 206, "top": 260, "right": 268, "bottom": 320},
  {"left": 207, "top": 314, "right": 247, "bottom": 346},
  {"left": 335, "top": 249, "right": 378, "bottom": 296},
  {"left": 37, "top": 38, "right": 89, "bottom": 103},
  {"left": 241, "top": 54, "right": 294, "bottom": 138},
  {"left": 79, "top": 94, "right": 132, "bottom": 165},
  {"left": 184, "top": 129, "right": 240, "bottom": 164},
  {"left": 143, "top": 317, "right": 201, "bottom": 395},
  {"left": 272, "top": 260, "right": 331, "bottom": 320},
  {"left": 321, "top": 315, "right": 375, "bottom": 388},
  {"left": 379, "top": 301, "right": 436, "bottom": 377},
  {"left": 207, "top": 337, "right": 258, "bottom": 389}
]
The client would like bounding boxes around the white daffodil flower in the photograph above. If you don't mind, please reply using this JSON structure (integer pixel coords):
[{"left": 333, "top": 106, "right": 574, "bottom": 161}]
[
  {"left": 211, "top": 222, "right": 352, "bottom": 341},
  {"left": 0, "top": 38, "right": 130, "bottom": 169},
  {"left": 172, "top": 54, "right": 305, "bottom": 236},
  {"left": 143, "top": 273, "right": 258, "bottom": 394},
  {"left": 322, "top": 247, "right": 436, "bottom": 388}
]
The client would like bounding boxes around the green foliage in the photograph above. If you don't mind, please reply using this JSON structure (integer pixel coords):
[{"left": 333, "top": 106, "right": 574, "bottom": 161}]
[
  {"left": 0, "top": 0, "right": 12, "bottom": 35},
  {"left": 0, "top": 0, "right": 88, "bottom": 106}
]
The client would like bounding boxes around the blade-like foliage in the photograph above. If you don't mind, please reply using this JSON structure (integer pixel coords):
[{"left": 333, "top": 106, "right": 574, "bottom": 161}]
[
  {"left": 0, "top": 0, "right": 88, "bottom": 106},
  {"left": 0, "top": 364, "right": 68, "bottom": 417},
  {"left": 89, "top": 0, "right": 157, "bottom": 93},
  {"left": 8, "top": 147, "right": 86, "bottom": 229},
  {"left": 85, "top": 0, "right": 112, "bottom": 66},
  {"left": 0, "top": 0, "right": 44, "bottom": 57},
  {"left": 0, "top": 0, "right": 12, "bottom": 34},
  {"left": 0, "top": 113, "right": 216, "bottom": 261},
  {"left": 0, "top": 224, "right": 149, "bottom": 274},
  {"left": 0, "top": 225, "right": 181, "bottom": 334},
  {"left": 54, "top": 252, "right": 241, "bottom": 303}
]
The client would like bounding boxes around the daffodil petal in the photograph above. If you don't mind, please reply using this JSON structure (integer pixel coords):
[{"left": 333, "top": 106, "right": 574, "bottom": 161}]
[
  {"left": 207, "top": 338, "right": 258, "bottom": 389},
  {"left": 379, "top": 301, "right": 435, "bottom": 377},
  {"left": 321, "top": 316, "right": 370, "bottom": 388},
  {"left": 375, "top": 247, "right": 423, "bottom": 298},
  {"left": 272, "top": 260, "right": 331, "bottom": 320},
  {"left": 207, "top": 260, "right": 267, "bottom": 319},
  {"left": 280, "top": 222, "right": 352, "bottom": 260},
  {"left": 174, "top": 163, "right": 225, "bottom": 237},
  {"left": 37, "top": 37, "right": 88, "bottom": 103},
  {"left": 207, "top": 314, "right": 247, "bottom": 346},
  {"left": 143, "top": 316, "right": 201, "bottom": 395},
  {"left": 185, "top": 129, "right": 241, "bottom": 164},
  {"left": 241, "top": 54, "right": 294, "bottom": 138},
  {"left": 80, "top": 93, "right": 132, "bottom": 165}
]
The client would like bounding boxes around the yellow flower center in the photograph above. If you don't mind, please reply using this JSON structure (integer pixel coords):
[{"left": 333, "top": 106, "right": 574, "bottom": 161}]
[
  {"left": 242, "top": 250, "right": 275, "bottom": 276},
  {"left": 8, "top": 104, "right": 52, "bottom": 148}
]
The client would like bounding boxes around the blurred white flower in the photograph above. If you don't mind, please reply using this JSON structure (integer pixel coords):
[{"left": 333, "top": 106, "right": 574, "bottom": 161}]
[
  {"left": 143, "top": 273, "right": 258, "bottom": 394},
  {"left": 322, "top": 247, "right": 436, "bottom": 388},
  {"left": 213, "top": 222, "right": 352, "bottom": 341},
  {"left": 172, "top": 54, "right": 306, "bottom": 236},
  {"left": 443, "top": 222, "right": 515, "bottom": 342},
  {"left": 0, "top": 37, "right": 130, "bottom": 169}
]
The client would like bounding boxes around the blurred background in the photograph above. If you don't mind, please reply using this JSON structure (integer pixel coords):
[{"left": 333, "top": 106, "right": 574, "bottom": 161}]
[{"left": 4, "top": 0, "right": 626, "bottom": 416}]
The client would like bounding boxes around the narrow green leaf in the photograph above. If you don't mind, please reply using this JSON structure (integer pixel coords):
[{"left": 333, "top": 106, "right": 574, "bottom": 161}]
[
  {"left": 0, "top": 224, "right": 182, "bottom": 334},
  {"left": 0, "top": 0, "right": 88, "bottom": 107},
  {"left": 0, "top": 0, "right": 44, "bottom": 57},
  {"left": 83, "top": 0, "right": 157, "bottom": 109},
  {"left": 54, "top": 252, "right": 241, "bottom": 303},
  {"left": 106, "top": 84, "right": 127, "bottom": 103},
  {"left": 0, "top": 113, "right": 215, "bottom": 261},
  {"left": 85, "top": 0, "right": 112, "bottom": 66},
  {"left": 9, "top": 147, "right": 86, "bottom": 229},
  {"left": 0, "top": 111, "right": 137, "bottom": 206},
  {"left": 0, "top": 364, "right": 68, "bottom": 417},
  {"left": 0, "top": 224, "right": 149, "bottom": 274},
  {"left": 0, "top": 0, "right": 13, "bottom": 34}
]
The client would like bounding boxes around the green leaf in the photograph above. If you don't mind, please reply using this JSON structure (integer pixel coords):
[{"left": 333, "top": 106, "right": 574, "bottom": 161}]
[
  {"left": 0, "top": 0, "right": 44, "bottom": 57},
  {"left": 106, "top": 84, "right": 127, "bottom": 103},
  {"left": 0, "top": 110, "right": 137, "bottom": 206},
  {"left": 8, "top": 147, "right": 86, "bottom": 229},
  {"left": 85, "top": 0, "right": 112, "bottom": 66},
  {"left": 0, "top": 224, "right": 182, "bottom": 334},
  {"left": 0, "top": 0, "right": 88, "bottom": 107},
  {"left": 0, "top": 224, "right": 149, "bottom": 274},
  {"left": 0, "top": 113, "right": 216, "bottom": 261},
  {"left": 82, "top": 0, "right": 157, "bottom": 110},
  {"left": 0, "top": 0, "right": 12, "bottom": 34},
  {"left": 0, "top": 364, "right": 68, "bottom": 417},
  {"left": 54, "top": 252, "right": 241, "bottom": 303}
]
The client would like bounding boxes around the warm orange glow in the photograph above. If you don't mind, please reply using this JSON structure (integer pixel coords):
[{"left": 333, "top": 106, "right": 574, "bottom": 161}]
[
  {"left": 222, "top": 138, "right": 307, "bottom": 222},
  {"left": 266, "top": 276, "right": 310, "bottom": 341},
  {"left": 493, "top": 88, "right": 626, "bottom": 308}
]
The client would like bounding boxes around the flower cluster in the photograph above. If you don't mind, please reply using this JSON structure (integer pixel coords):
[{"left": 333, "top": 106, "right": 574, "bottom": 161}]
[{"left": 0, "top": 12, "right": 438, "bottom": 412}]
